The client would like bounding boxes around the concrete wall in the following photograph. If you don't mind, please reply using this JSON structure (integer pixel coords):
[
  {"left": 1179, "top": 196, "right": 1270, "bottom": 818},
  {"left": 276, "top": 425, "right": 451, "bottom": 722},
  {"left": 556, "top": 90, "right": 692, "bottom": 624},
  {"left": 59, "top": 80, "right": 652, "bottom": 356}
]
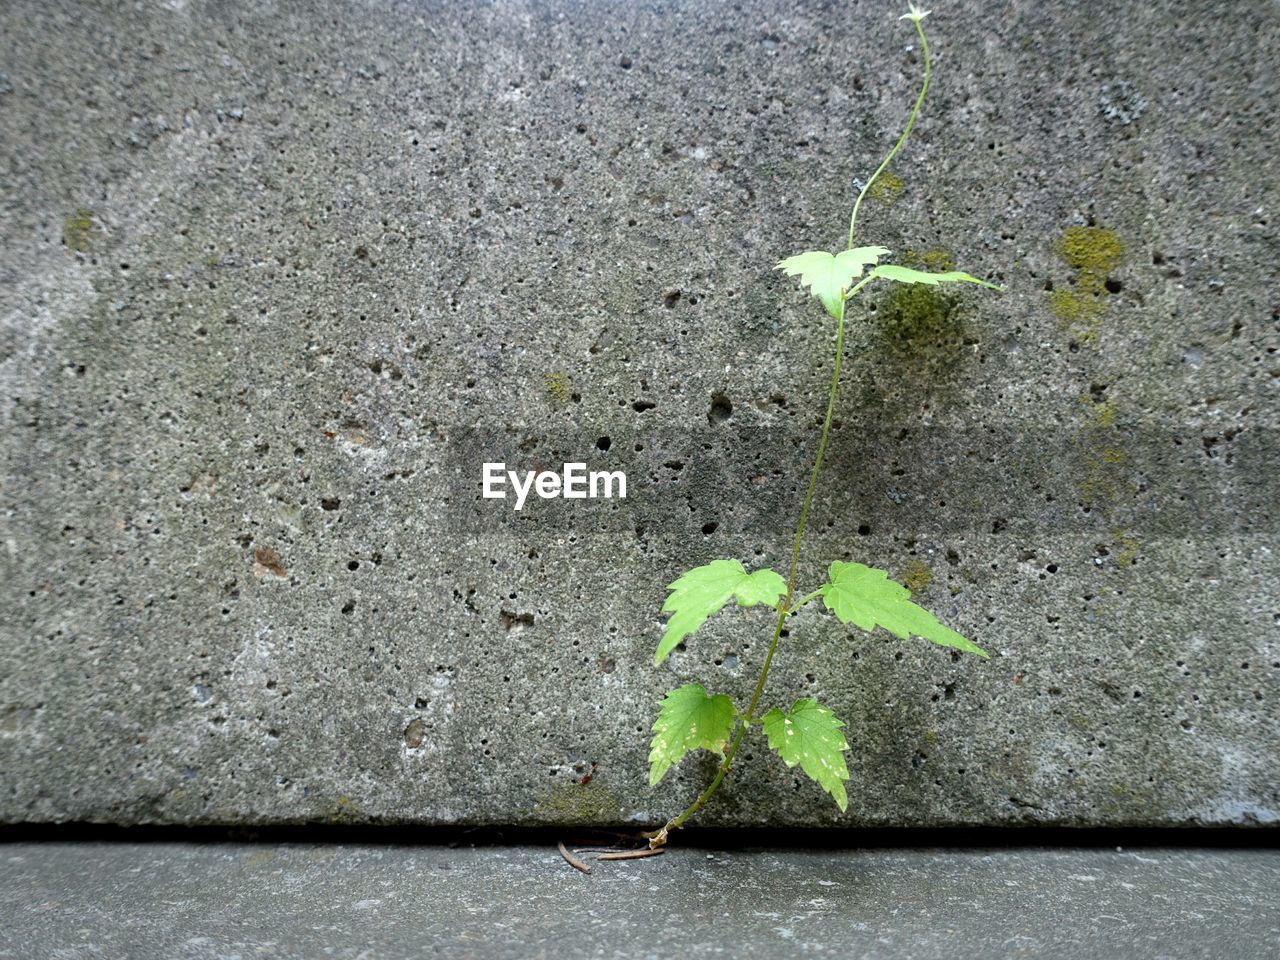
[{"left": 2, "top": 0, "right": 1276, "bottom": 827}]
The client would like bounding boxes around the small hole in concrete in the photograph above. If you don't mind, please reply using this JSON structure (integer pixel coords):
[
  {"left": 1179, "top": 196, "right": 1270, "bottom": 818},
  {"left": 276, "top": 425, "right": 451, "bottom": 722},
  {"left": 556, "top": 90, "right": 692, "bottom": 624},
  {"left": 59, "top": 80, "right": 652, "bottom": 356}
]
[{"left": 708, "top": 392, "right": 732, "bottom": 425}]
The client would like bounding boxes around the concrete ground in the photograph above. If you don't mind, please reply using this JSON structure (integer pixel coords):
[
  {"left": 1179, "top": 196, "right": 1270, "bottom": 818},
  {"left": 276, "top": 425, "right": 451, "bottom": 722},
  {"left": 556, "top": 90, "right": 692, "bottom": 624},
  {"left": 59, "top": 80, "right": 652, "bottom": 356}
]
[{"left": 1, "top": 841, "right": 1277, "bottom": 959}]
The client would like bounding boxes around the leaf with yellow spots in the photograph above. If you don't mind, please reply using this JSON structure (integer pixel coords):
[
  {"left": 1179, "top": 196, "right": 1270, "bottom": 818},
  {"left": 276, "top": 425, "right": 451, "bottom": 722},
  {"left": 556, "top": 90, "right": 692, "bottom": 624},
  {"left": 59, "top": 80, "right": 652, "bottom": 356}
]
[
  {"left": 762, "top": 698, "right": 850, "bottom": 811},
  {"left": 648, "top": 683, "right": 737, "bottom": 787}
]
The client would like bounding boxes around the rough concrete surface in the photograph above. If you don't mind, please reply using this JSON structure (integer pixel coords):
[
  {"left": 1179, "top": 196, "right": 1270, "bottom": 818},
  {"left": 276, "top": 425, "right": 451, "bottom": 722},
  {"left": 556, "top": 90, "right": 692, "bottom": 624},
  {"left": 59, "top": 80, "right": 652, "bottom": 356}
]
[
  {"left": 2, "top": 842, "right": 1279, "bottom": 959},
  {"left": 1, "top": 0, "right": 1277, "bottom": 827}
]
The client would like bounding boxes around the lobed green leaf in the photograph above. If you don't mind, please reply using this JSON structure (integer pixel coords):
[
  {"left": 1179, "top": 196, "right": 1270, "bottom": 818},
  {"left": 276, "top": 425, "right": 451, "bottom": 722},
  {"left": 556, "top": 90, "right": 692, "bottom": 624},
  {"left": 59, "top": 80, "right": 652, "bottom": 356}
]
[
  {"left": 762, "top": 698, "right": 851, "bottom": 811},
  {"left": 655, "top": 559, "right": 787, "bottom": 665},
  {"left": 648, "top": 683, "right": 737, "bottom": 786},
  {"left": 820, "top": 560, "right": 988, "bottom": 657},
  {"left": 777, "top": 247, "right": 891, "bottom": 317},
  {"left": 869, "top": 263, "right": 1001, "bottom": 289}
]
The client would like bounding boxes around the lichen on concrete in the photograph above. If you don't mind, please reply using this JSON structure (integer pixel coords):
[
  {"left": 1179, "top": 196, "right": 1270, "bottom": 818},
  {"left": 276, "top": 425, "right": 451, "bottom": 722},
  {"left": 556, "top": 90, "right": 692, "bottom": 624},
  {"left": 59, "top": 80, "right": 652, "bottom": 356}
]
[
  {"left": 543, "top": 371, "right": 573, "bottom": 404},
  {"left": 897, "top": 558, "right": 933, "bottom": 595},
  {"left": 534, "top": 781, "right": 623, "bottom": 824},
  {"left": 62, "top": 208, "right": 96, "bottom": 252},
  {"left": 868, "top": 170, "right": 905, "bottom": 204},
  {"left": 1048, "top": 225, "right": 1124, "bottom": 340}
]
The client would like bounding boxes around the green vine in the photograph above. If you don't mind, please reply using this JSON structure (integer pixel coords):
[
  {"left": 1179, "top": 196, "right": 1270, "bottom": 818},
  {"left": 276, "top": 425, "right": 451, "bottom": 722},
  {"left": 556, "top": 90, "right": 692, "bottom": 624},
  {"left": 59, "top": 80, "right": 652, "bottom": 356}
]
[{"left": 645, "top": 4, "right": 1000, "bottom": 849}]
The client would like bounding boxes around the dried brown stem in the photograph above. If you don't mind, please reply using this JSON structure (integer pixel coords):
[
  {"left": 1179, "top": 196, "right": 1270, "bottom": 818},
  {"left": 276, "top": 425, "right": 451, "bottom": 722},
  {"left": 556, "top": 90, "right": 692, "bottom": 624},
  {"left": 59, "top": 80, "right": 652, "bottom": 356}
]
[{"left": 557, "top": 840, "right": 592, "bottom": 875}]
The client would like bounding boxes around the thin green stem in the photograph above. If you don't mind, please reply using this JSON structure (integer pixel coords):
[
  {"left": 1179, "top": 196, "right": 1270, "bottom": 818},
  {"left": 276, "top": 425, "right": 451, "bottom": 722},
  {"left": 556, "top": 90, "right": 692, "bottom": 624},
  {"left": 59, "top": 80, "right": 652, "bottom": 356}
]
[
  {"left": 789, "top": 588, "right": 826, "bottom": 614},
  {"left": 653, "top": 15, "right": 931, "bottom": 849},
  {"left": 780, "top": 283, "right": 867, "bottom": 605},
  {"left": 846, "top": 17, "right": 930, "bottom": 250},
  {"left": 659, "top": 722, "right": 747, "bottom": 835},
  {"left": 746, "top": 609, "right": 790, "bottom": 721}
]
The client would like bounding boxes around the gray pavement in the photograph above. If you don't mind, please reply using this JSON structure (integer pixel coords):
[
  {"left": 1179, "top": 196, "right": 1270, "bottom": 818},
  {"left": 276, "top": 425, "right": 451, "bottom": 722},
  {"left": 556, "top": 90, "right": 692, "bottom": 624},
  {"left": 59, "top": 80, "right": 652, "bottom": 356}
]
[{"left": 2, "top": 842, "right": 1277, "bottom": 959}]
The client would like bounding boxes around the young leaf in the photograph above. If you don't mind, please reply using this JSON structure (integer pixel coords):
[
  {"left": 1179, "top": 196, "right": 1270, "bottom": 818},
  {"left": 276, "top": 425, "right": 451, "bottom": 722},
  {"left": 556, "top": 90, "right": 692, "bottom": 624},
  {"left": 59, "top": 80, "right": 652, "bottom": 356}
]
[
  {"left": 655, "top": 560, "right": 787, "bottom": 665},
  {"left": 649, "top": 683, "right": 737, "bottom": 786},
  {"left": 900, "top": 2, "right": 930, "bottom": 23},
  {"left": 777, "top": 247, "right": 892, "bottom": 317},
  {"left": 869, "top": 263, "right": 1001, "bottom": 290},
  {"left": 820, "top": 560, "right": 988, "bottom": 657},
  {"left": 762, "top": 698, "right": 851, "bottom": 811}
]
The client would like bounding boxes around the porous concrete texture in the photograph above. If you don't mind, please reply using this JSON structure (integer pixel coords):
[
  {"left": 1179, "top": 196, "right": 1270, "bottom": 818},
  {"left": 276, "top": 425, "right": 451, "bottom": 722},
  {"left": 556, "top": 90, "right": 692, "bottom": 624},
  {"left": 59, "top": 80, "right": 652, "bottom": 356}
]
[
  {"left": 3, "top": 842, "right": 1279, "bottom": 959},
  {"left": 1, "top": 0, "right": 1277, "bottom": 827}
]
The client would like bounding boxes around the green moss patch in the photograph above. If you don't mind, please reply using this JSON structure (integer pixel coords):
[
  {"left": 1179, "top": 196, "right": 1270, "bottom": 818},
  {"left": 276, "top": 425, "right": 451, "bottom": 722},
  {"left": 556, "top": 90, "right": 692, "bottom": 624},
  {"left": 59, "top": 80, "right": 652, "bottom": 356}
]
[
  {"left": 1049, "top": 226, "right": 1124, "bottom": 340},
  {"left": 898, "top": 558, "right": 934, "bottom": 595},
  {"left": 868, "top": 170, "right": 905, "bottom": 204},
  {"left": 63, "top": 208, "right": 97, "bottom": 252}
]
